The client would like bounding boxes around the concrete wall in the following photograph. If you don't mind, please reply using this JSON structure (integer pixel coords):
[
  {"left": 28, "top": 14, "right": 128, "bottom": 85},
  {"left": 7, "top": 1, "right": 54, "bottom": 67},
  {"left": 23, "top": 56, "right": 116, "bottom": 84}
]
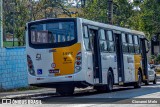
[{"left": 0, "top": 47, "right": 28, "bottom": 90}]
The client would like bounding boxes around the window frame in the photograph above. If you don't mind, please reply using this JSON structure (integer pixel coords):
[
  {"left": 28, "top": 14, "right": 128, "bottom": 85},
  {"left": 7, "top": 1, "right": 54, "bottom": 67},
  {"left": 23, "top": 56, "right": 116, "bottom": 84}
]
[
  {"left": 83, "top": 25, "right": 91, "bottom": 51},
  {"left": 28, "top": 18, "right": 77, "bottom": 49},
  {"left": 105, "top": 30, "right": 115, "bottom": 53},
  {"left": 127, "top": 34, "right": 135, "bottom": 53},
  {"left": 133, "top": 35, "right": 140, "bottom": 54},
  {"left": 121, "top": 33, "right": 129, "bottom": 53},
  {"left": 99, "top": 29, "right": 108, "bottom": 52}
]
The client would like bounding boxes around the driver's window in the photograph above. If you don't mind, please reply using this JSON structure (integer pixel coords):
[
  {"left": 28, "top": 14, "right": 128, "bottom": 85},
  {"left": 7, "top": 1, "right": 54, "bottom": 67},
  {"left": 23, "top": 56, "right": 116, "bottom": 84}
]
[
  {"left": 89, "top": 30, "right": 95, "bottom": 50},
  {"left": 83, "top": 26, "right": 91, "bottom": 51}
]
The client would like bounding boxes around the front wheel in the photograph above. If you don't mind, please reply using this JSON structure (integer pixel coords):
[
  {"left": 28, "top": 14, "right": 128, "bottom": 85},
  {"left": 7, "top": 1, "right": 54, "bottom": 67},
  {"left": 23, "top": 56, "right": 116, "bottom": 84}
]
[
  {"left": 144, "top": 80, "right": 149, "bottom": 85},
  {"left": 153, "top": 75, "right": 157, "bottom": 84},
  {"left": 134, "top": 71, "right": 142, "bottom": 88}
]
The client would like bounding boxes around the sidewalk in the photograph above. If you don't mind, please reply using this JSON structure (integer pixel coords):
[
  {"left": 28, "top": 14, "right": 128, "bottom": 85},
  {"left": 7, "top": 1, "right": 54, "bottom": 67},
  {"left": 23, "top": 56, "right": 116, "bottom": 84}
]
[{"left": 0, "top": 88, "right": 56, "bottom": 99}]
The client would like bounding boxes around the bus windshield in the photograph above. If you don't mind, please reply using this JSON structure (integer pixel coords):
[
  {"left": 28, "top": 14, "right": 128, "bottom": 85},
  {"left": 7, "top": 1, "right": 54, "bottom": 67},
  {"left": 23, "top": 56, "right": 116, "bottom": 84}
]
[{"left": 29, "top": 21, "right": 75, "bottom": 45}]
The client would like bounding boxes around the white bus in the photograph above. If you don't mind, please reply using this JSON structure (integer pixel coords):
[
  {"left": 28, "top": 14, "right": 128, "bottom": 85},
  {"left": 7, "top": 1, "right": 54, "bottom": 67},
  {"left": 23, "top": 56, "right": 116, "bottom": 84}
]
[{"left": 26, "top": 18, "right": 150, "bottom": 95}]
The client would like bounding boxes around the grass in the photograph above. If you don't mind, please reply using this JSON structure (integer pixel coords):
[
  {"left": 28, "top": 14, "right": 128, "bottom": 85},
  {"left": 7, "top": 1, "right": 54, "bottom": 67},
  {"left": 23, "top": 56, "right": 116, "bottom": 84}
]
[
  {"left": 3, "top": 41, "right": 19, "bottom": 47},
  {"left": 0, "top": 86, "right": 42, "bottom": 93}
]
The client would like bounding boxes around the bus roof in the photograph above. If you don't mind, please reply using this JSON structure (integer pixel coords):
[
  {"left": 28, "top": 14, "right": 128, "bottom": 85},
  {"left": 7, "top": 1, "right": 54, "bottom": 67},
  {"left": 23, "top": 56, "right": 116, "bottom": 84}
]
[{"left": 81, "top": 18, "right": 145, "bottom": 37}]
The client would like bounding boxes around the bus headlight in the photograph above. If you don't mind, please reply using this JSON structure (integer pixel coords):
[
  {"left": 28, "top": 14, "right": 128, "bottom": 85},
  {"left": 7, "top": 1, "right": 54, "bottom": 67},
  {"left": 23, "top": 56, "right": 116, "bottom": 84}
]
[
  {"left": 27, "top": 55, "right": 36, "bottom": 76},
  {"left": 75, "top": 52, "right": 82, "bottom": 73}
]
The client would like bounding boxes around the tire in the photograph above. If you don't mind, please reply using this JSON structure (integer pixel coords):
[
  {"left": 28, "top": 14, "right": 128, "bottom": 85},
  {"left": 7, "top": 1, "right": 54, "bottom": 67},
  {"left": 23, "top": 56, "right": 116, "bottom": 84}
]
[
  {"left": 94, "top": 71, "right": 114, "bottom": 92},
  {"left": 153, "top": 75, "right": 157, "bottom": 84},
  {"left": 134, "top": 71, "right": 142, "bottom": 88},
  {"left": 144, "top": 80, "right": 149, "bottom": 85},
  {"left": 106, "top": 71, "right": 114, "bottom": 92},
  {"left": 56, "top": 84, "right": 75, "bottom": 96}
]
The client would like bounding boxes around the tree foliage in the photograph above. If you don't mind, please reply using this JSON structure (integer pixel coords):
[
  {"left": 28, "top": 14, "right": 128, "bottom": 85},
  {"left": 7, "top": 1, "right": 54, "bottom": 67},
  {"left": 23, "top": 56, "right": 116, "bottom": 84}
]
[
  {"left": 130, "top": 0, "right": 160, "bottom": 38},
  {"left": 81, "top": 0, "right": 160, "bottom": 39},
  {"left": 3, "top": 0, "right": 71, "bottom": 46},
  {"left": 3, "top": 0, "right": 160, "bottom": 46}
]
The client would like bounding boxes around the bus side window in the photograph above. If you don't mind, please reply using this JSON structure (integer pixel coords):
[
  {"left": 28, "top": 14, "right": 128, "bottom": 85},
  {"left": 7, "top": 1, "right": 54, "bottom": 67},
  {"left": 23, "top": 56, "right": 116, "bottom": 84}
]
[
  {"left": 106, "top": 30, "right": 115, "bottom": 52},
  {"left": 134, "top": 35, "right": 140, "bottom": 54},
  {"left": 99, "top": 29, "right": 107, "bottom": 52},
  {"left": 128, "top": 34, "right": 135, "bottom": 53},
  {"left": 122, "top": 33, "right": 129, "bottom": 53},
  {"left": 83, "top": 26, "right": 91, "bottom": 51}
]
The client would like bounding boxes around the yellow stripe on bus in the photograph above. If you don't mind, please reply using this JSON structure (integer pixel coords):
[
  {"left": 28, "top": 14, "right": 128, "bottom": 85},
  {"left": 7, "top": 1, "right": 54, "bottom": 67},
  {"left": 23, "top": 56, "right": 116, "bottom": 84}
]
[
  {"left": 134, "top": 54, "right": 142, "bottom": 81},
  {"left": 53, "top": 43, "right": 81, "bottom": 76}
]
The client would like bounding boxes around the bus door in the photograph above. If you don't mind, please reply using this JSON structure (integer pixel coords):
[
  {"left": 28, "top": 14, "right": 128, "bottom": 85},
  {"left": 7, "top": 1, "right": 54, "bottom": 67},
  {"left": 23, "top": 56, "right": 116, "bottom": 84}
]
[
  {"left": 140, "top": 38, "right": 149, "bottom": 81},
  {"left": 88, "top": 27, "right": 102, "bottom": 84},
  {"left": 115, "top": 32, "right": 125, "bottom": 84}
]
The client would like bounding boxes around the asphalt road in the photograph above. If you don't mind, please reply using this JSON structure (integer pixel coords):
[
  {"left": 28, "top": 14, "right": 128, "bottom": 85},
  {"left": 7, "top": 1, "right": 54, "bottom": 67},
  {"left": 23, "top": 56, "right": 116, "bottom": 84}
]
[
  {"left": 30, "top": 82, "right": 160, "bottom": 104},
  {"left": 1, "top": 82, "right": 160, "bottom": 107}
]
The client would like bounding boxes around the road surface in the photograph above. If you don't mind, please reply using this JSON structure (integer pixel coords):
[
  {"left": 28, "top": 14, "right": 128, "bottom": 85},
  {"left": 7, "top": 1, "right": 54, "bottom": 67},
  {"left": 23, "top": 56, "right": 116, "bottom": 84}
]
[{"left": 1, "top": 82, "right": 160, "bottom": 107}]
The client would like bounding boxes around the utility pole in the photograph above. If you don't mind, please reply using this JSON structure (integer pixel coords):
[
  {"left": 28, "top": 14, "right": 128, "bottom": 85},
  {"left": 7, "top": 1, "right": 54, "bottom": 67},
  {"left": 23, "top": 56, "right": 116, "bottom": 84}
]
[
  {"left": 107, "top": 0, "right": 113, "bottom": 24},
  {"left": 44, "top": 0, "right": 47, "bottom": 18},
  {"left": 29, "top": 0, "right": 33, "bottom": 21},
  {"left": 0, "top": 0, "right": 3, "bottom": 47},
  {"left": 10, "top": 2, "right": 15, "bottom": 46}
]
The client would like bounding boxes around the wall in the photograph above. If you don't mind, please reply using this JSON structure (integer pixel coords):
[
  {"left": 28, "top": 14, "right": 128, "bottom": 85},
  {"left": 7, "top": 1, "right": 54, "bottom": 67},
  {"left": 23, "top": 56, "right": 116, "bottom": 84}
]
[{"left": 0, "top": 47, "right": 28, "bottom": 90}]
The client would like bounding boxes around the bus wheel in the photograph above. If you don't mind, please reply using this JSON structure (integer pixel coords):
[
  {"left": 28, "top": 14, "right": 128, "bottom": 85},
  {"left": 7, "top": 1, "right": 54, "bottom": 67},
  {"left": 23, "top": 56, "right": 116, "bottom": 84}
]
[
  {"left": 153, "top": 75, "right": 157, "bottom": 84},
  {"left": 106, "top": 71, "right": 114, "bottom": 92},
  {"left": 56, "top": 84, "right": 75, "bottom": 96},
  {"left": 134, "top": 71, "right": 142, "bottom": 88},
  {"left": 144, "top": 80, "right": 149, "bottom": 85}
]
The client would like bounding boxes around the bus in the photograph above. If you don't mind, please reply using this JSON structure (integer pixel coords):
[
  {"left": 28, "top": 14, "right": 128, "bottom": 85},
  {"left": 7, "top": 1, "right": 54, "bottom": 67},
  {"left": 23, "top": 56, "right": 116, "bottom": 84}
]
[{"left": 26, "top": 18, "right": 150, "bottom": 95}]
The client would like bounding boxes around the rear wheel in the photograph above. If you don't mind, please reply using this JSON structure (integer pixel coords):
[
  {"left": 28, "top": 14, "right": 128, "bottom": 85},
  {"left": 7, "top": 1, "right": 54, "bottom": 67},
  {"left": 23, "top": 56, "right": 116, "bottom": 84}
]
[
  {"left": 134, "top": 71, "right": 142, "bottom": 88},
  {"left": 94, "top": 71, "right": 114, "bottom": 92},
  {"left": 153, "top": 75, "right": 157, "bottom": 84},
  {"left": 56, "top": 84, "right": 74, "bottom": 96}
]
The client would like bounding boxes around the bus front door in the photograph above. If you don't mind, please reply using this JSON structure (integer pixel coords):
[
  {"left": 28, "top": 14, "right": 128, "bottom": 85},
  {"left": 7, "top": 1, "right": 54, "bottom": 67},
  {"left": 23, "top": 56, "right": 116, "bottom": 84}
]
[
  {"left": 140, "top": 38, "right": 149, "bottom": 81},
  {"left": 89, "top": 28, "right": 102, "bottom": 84},
  {"left": 115, "top": 33, "right": 125, "bottom": 85}
]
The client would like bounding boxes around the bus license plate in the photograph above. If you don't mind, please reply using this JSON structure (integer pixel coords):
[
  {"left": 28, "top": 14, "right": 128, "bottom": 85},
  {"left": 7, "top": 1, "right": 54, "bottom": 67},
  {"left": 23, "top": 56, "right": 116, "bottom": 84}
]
[{"left": 49, "top": 69, "right": 60, "bottom": 73}]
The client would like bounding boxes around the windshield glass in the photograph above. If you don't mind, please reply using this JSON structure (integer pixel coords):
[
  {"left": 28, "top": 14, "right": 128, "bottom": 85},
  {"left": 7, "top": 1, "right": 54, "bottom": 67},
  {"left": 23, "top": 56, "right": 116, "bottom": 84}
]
[{"left": 30, "top": 22, "right": 75, "bottom": 44}]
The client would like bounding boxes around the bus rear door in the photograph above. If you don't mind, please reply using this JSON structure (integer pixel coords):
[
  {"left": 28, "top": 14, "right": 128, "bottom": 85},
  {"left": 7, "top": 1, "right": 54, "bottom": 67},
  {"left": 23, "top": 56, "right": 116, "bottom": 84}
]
[
  {"left": 115, "top": 32, "right": 125, "bottom": 85},
  {"left": 88, "top": 26, "right": 102, "bottom": 84}
]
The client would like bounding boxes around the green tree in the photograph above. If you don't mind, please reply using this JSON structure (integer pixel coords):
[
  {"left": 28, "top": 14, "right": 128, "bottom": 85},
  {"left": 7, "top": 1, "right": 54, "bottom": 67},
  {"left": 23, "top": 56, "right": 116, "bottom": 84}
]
[
  {"left": 113, "top": 0, "right": 133, "bottom": 26},
  {"left": 79, "top": 0, "right": 108, "bottom": 23},
  {"left": 80, "top": 0, "right": 133, "bottom": 26},
  {"left": 129, "top": 0, "right": 160, "bottom": 39},
  {"left": 3, "top": 0, "right": 71, "bottom": 46}
]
